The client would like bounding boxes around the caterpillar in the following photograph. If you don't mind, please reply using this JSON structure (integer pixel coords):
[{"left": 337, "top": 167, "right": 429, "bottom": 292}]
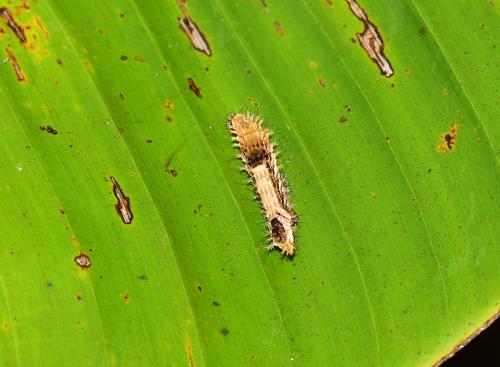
[{"left": 229, "top": 113, "right": 298, "bottom": 256}]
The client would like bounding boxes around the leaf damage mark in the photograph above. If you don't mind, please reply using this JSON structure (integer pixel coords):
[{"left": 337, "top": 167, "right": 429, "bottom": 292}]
[
  {"left": 437, "top": 123, "right": 458, "bottom": 152},
  {"left": 187, "top": 77, "right": 202, "bottom": 98},
  {"left": 185, "top": 335, "right": 196, "bottom": 367},
  {"left": 346, "top": 0, "right": 394, "bottom": 77},
  {"left": 110, "top": 176, "right": 133, "bottom": 224},
  {"left": 433, "top": 310, "right": 500, "bottom": 367},
  {"left": 34, "top": 17, "right": 48, "bottom": 38},
  {"left": 39, "top": 125, "right": 58, "bottom": 135},
  {"left": 178, "top": 0, "right": 211, "bottom": 56},
  {"left": 0, "top": 7, "right": 26, "bottom": 43},
  {"left": 74, "top": 253, "right": 91, "bottom": 269},
  {"left": 5, "top": 48, "right": 26, "bottom": 82},
  {"left": 318, "top": 77, "right": 327, "bottom": 87},
  {"left": 274, "top": 21, "right": 285, "bottom": 37}
]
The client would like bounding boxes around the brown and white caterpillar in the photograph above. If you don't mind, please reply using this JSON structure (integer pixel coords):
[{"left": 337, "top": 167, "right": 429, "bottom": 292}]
[{"left": 229, "top": 113, "right": 298, "bottom": 256}]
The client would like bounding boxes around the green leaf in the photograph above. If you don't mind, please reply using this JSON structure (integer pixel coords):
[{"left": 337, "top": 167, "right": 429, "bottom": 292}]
[{"left": 0, "top": 0, "right": 498, "bottom": 366}]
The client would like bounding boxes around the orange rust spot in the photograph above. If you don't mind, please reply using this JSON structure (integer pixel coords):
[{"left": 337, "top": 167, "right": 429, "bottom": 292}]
[
  {"left": 187, "top": 77, "right": 202, "bottom": 98},
  {"left": 273, "top": 20, "right": 285, "bottom": 37},
  {"left": 437, "top": 123, "right": 458, "bottom": 152},
  {"left": 0, "top": 7, "right": 26, "bottom": 43},
  {"left": 5, "top": 48, "right": 26, "bottom": 82},
  {"left": 15, "top": 1, "right": 30, "bottom": 15}
]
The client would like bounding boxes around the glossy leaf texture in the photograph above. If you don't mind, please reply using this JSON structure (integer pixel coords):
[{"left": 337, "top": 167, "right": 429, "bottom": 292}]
[{"left": 0, "top": 0, "right": 498, "bottom": 366}]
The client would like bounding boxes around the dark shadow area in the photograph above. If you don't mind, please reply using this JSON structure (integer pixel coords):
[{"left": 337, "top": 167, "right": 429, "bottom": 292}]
[{"left": 443, "top": 316, "right": 499, "bottom": 366}]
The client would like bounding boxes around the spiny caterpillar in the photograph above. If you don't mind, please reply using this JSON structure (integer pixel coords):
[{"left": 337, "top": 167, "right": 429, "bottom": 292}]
[{"left": 229, "top": 113, "right": 298, "bottom": 256}]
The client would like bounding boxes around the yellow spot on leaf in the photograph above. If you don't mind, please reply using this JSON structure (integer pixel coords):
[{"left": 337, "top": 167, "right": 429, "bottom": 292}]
[{"left": 437, "top": 123, "right": 458, "bottom": 152}]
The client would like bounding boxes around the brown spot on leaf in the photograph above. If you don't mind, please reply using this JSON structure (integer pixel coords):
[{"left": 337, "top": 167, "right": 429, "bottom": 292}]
[
  {"left": 76, "top": 293, "right": 82, "bottom": 301},
  {"left": 34, "top": 17, "right": 48, "bottom": 37},
  {"left": 15, "top": 1, "right": 30, "bottom": 15},
  {"left": 133, "top": 55, "right": 145, "bottom": 62},
  {"left": 5, "top": 48, "right": 26, "bottom": 82},
  {"left": 247, "top": 96, "right": 259, "bottom": 107},
  {"left": 185, "top": 335, "right": 196, "bottom": 367},
  {"left": 318, "top": 78, "right": 327, "bottom": 87},
  {"left": 188, "top": 77, "right": 202, "bottom": 98},
  {"left": 120, "top": 55, "right": 128, "bottom": 61},
  {"left": 0, "top": 7, "right": 26, "bottom": 43},
  {"left": 326, "top": 0, "right": 333, "bottom": 5},
  {"left": 346, "top": 0, "right": 394, "bottom": 77},
  {"left": 40, "top": 125, "right": 58, "bottom": 135},
  {"left": 123, "top": 292, "right": 129, "bottom": 304},
  {"left": 146, "top": 138, "right": 153, "bottom": 144},
  {"left": 110, "top": 176, "right": 133, "bottom": 224},
  {"left": 437, "top": 123, "right": 458, "bottom": 152},
  {"left": 220, "top": 327, "right": 230, "bottom": 336},
  {"left": 339, "top": 116, "right": 347, "bottom": 123},
  {"left": 178, "top": 1, "right": 211, "bottom": 56},
  {"left": 74, "top": 253, "right": 91, "bottom": 269},
  {"left": 56, "top": 58, "right": 63, "bottom": 66},
  {"left": 274, "top": 21, "right": 285, "bottom": 37}
]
